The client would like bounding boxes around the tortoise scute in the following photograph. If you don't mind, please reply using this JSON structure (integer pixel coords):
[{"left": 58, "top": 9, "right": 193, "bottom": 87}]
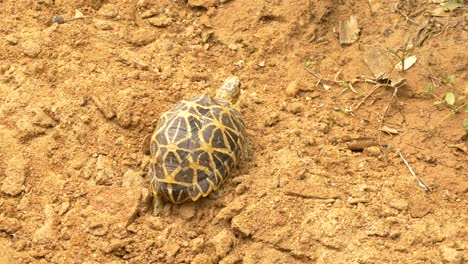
[{"left": 150, "top": 79, "right": 247, "bottom": 204}]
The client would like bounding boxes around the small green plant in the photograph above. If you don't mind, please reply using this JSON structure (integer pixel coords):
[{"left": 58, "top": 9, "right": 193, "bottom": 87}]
[
  {"left": 439, "top": 75, "right": 456, "bottom": 86},
  {"left": 464, "top": 117, "right": 468, "bottom": 135},
  {"left": 422, "top": 78, "right": 467, "bottom": 115},
  {"left": 421, "top": 76, "right": 468, "bottom": 129},
  {"left": 304, "top": 60, "right": 313, "bottom": 68}
]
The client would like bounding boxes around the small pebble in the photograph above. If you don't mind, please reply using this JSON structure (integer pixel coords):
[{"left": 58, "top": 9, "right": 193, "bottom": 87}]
[
  {"left": 98, "top": 3, "right": 118, "bottom": 18},
  {"left": 164, "top": 43, "right": 173, "bottom": 51},
  {"left": 228, "top": 43, "right": 238, "bottom": 51},
  {"left": 5, "top": 35, "right": 18, "bottom": 45},
  {"left": 388, "top": 198, "right": 409, "bottom": 211},
  {"left": 52, "top": 15, "right": 65, "bottom": 24},
  {"left": 94, "top": 20, "right": 113, "bottom": 30},
  {"left": 287, "top": 102, "right": 303, "bottom": 114},
  {"left": 235, "top": 183, "right": 249, "bottom": 195},
  {"left": 209, "top": 229, "right": 235, "bottom": 258},
  {"left": 192, "top": 253, "right": 211, "bottom": 264},
  {"left": 286, "top": 81, "right": 299, "bottom": 97},
  {"left": 179, "top": 203, "right": 196, "bottom": 220},
  {"left": 21, "top": 40, "right": 41, "bottom": 58},
  {"left": 363, "top": 146, "right": 381, "bottom": 157}
]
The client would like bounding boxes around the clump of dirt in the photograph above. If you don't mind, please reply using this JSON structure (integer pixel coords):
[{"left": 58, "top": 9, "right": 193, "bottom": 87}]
[{"left": 0, "top": 0, "right": 467, "bottom": 263}]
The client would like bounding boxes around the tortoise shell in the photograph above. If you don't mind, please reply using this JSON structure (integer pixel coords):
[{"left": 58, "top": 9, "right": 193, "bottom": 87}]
[{"left": 149, "top": 92, "right": 247, "bottom": 204}]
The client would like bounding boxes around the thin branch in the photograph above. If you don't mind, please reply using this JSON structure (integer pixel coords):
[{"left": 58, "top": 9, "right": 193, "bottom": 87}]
[
  {"left": 397, "top": 149, "right": 432, "bottom": 192},
  {"left": 394, "top": 2, "right": 417, "bottom": 25},
  {"left": 378, "top": 85, "right": 400, "bottom": 145}
]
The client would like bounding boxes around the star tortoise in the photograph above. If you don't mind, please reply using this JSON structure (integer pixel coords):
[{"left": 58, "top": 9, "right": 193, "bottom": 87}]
[{"left": 149, "top": 76, "right": 248, "bottom": 208}]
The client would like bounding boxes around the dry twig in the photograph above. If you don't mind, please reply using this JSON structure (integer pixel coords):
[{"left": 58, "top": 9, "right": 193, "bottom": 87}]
[
  {"left": 377, "top": 84, "right": 402, "bottom": 145},
  {"left": 394, "top": 2, "right": 417, "bottom": 24},
  {"left": 397, "top": 149, "right": 432, "bottom": 192}
]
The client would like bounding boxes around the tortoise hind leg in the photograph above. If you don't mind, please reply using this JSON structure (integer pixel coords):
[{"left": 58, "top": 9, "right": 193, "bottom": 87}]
[
  {"left": 152, "top": 193, "right": 165, "bottom": 216},
  {"left": 209, "top": 187, "right": 224, "bottom": 200}
]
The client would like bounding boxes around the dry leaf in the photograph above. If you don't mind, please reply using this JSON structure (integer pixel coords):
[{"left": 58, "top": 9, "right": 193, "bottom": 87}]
[
  {"left": 339, "top": 15, "right": 360, "bottom": 45},
  {"left": 75, "top": 9, "right": 84, "bottom": 18},
  {"left": 380, "top": 125, "right": 399, "bottom": 135},
  {"left": 395, "top": 55, "right": 417, "bottom": 71}
]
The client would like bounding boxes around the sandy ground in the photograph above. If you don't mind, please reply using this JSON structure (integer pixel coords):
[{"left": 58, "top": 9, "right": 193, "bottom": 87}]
[{"left": 0, "top": 0, "right": 467, "bottom": 263}]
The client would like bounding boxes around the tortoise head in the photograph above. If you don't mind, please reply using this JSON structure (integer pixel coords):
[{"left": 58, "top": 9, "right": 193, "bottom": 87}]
[{"left": 215, "top": 76, "right": 241, "bottom": 104}]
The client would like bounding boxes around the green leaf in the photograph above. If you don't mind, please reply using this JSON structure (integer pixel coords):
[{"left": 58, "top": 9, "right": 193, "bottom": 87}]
[
  {"left": 422, "top": 84, "right": 433, "bottom": 94},
  {"left": 304, "top": 60, "right": 312, "bottom": 68},
  {"left": 447, "top": 75, "right": 456, "bottom": 85},
  {"left": 433, "top": 100, "right": 443, "bottom": 105},
  {"left": 464, "top": 86, "right": 468, "bottom": 95},
  {"left": 445, "top": 92, "right": 456, "bottom": 106},
  {"left": 443, "top": 2, "right": 464, "bottom": 12},
  {"left": 464, "top": 118, "right": 468, "bottom": 132}
]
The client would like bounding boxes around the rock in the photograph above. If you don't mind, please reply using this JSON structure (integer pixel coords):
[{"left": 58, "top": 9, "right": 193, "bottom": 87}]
[
  {"left": 366, "top": 220, "right": 390, "bottom": 237},
  {"left": 1, "top": 155, "right": 28, "bottom": 196},
  {"left": 219, "top": 253, "right": 243, "bottom": 264},
  {"left": 137, "top": 0, "right": 151, "bottom": 8},
  {"left": 31, "top": 107, "right": 57, "bottom": 128},
  {"left": 98, "top": 3, "right": 118, "bottom": 18},
  {"left": 33, "top": 204, "right": 58, "bottom": 244},
  {"left": 5, "top": 34, "right": 18, "bottom": 45},
  {"left": 191, "top": 236, "right": 205, "bottom": 253},
  {"left": 140, "top": 8, "right": 160, "bottom": 19},
  {"left": 347, "top": 197, "right": 368, "bottom": 205},
  {"left": 179, "top": 203, "right": 196, "bottom": 220},
  {"left": 91, "top": 95, "right": 116, "bottom": 120},
  {"left": 149, "top": 15, "right": 172, "bottom": 28},
  {"left": 286, "top": 81, "right": 299, "bottom": 97},
  {"left": 21, "top": 40, "right": 41, "bottom": 58},
  {"left": 388, "top": 198, "right": 409, "bottom": 211},
  {"left": 206, "top": 7, "right": 217, "bottom": 17},
  {"left": 231, "top": 214, "right": 253, "bottom": 237},
  {"left": 104, "top": 238, "right": 133, "bottom": 256},
  {"left": 127, "top": 188, "right": 151, "bottom": 226},
  {"left": 228, "top": 43, "right": 238, "bottom": 51},
  {"left": 209, "top": 229, "right": 235, "bottom": 258},
  {"left": 213, "top": 200, "right": 245, "bottom": 224},
  {"left": 363, "top": 146, "right": 381, "bottom": 157},
  {"left": 83, "top": 185, "right": 143, "bottom": 229},
  {"left": 127, "top": 29, "right": 156, "bottom": 46},
  {"left": 122, "top": 169, "right": 144, "bottom": 188},
  {"left": 0, "top": 216, "right": 21, "bottom": 234},
  {"left": 16, "top": 116, "right": 46, "bottom": 142},
  {"left": 94, "top": 20, "right": 113, "bottom": 30},
  {"left": 439, "top": 245, "right": 463, "bottom": 264},
  {"left": 264, "top": 113, "right": 280, "bottom": 127},
  {"left": 188, "top": 0, "right": 218, "bottom": 8},
  {"left": 409, "top": 200, "right": 432, "bottom": 218},
  {"left": 235, "top": 183, "right": 249, "bottom": 195},
  {"left": 117, "top": 50, "right": 149, "bottom": 71},
  {"left": 58, "top": 200, "right": 70, "bottom": 216},
  {"left": 165, "top": 241, "right": 180, "bottom": 259},
  {"left": 192, "top": 253, "right": 212, "bottom": 264},
  {"left": 315, "top": 122, "right": 330, "bottom": 134},
  {"left": 86, "top": 217, "right": 109, "bottom": 236},
  {"left": 286, "top": 102, "right": 303, "bottom": 114},
  {"left": 95, "top": 155, "right": 114, "bottom": 185}
]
